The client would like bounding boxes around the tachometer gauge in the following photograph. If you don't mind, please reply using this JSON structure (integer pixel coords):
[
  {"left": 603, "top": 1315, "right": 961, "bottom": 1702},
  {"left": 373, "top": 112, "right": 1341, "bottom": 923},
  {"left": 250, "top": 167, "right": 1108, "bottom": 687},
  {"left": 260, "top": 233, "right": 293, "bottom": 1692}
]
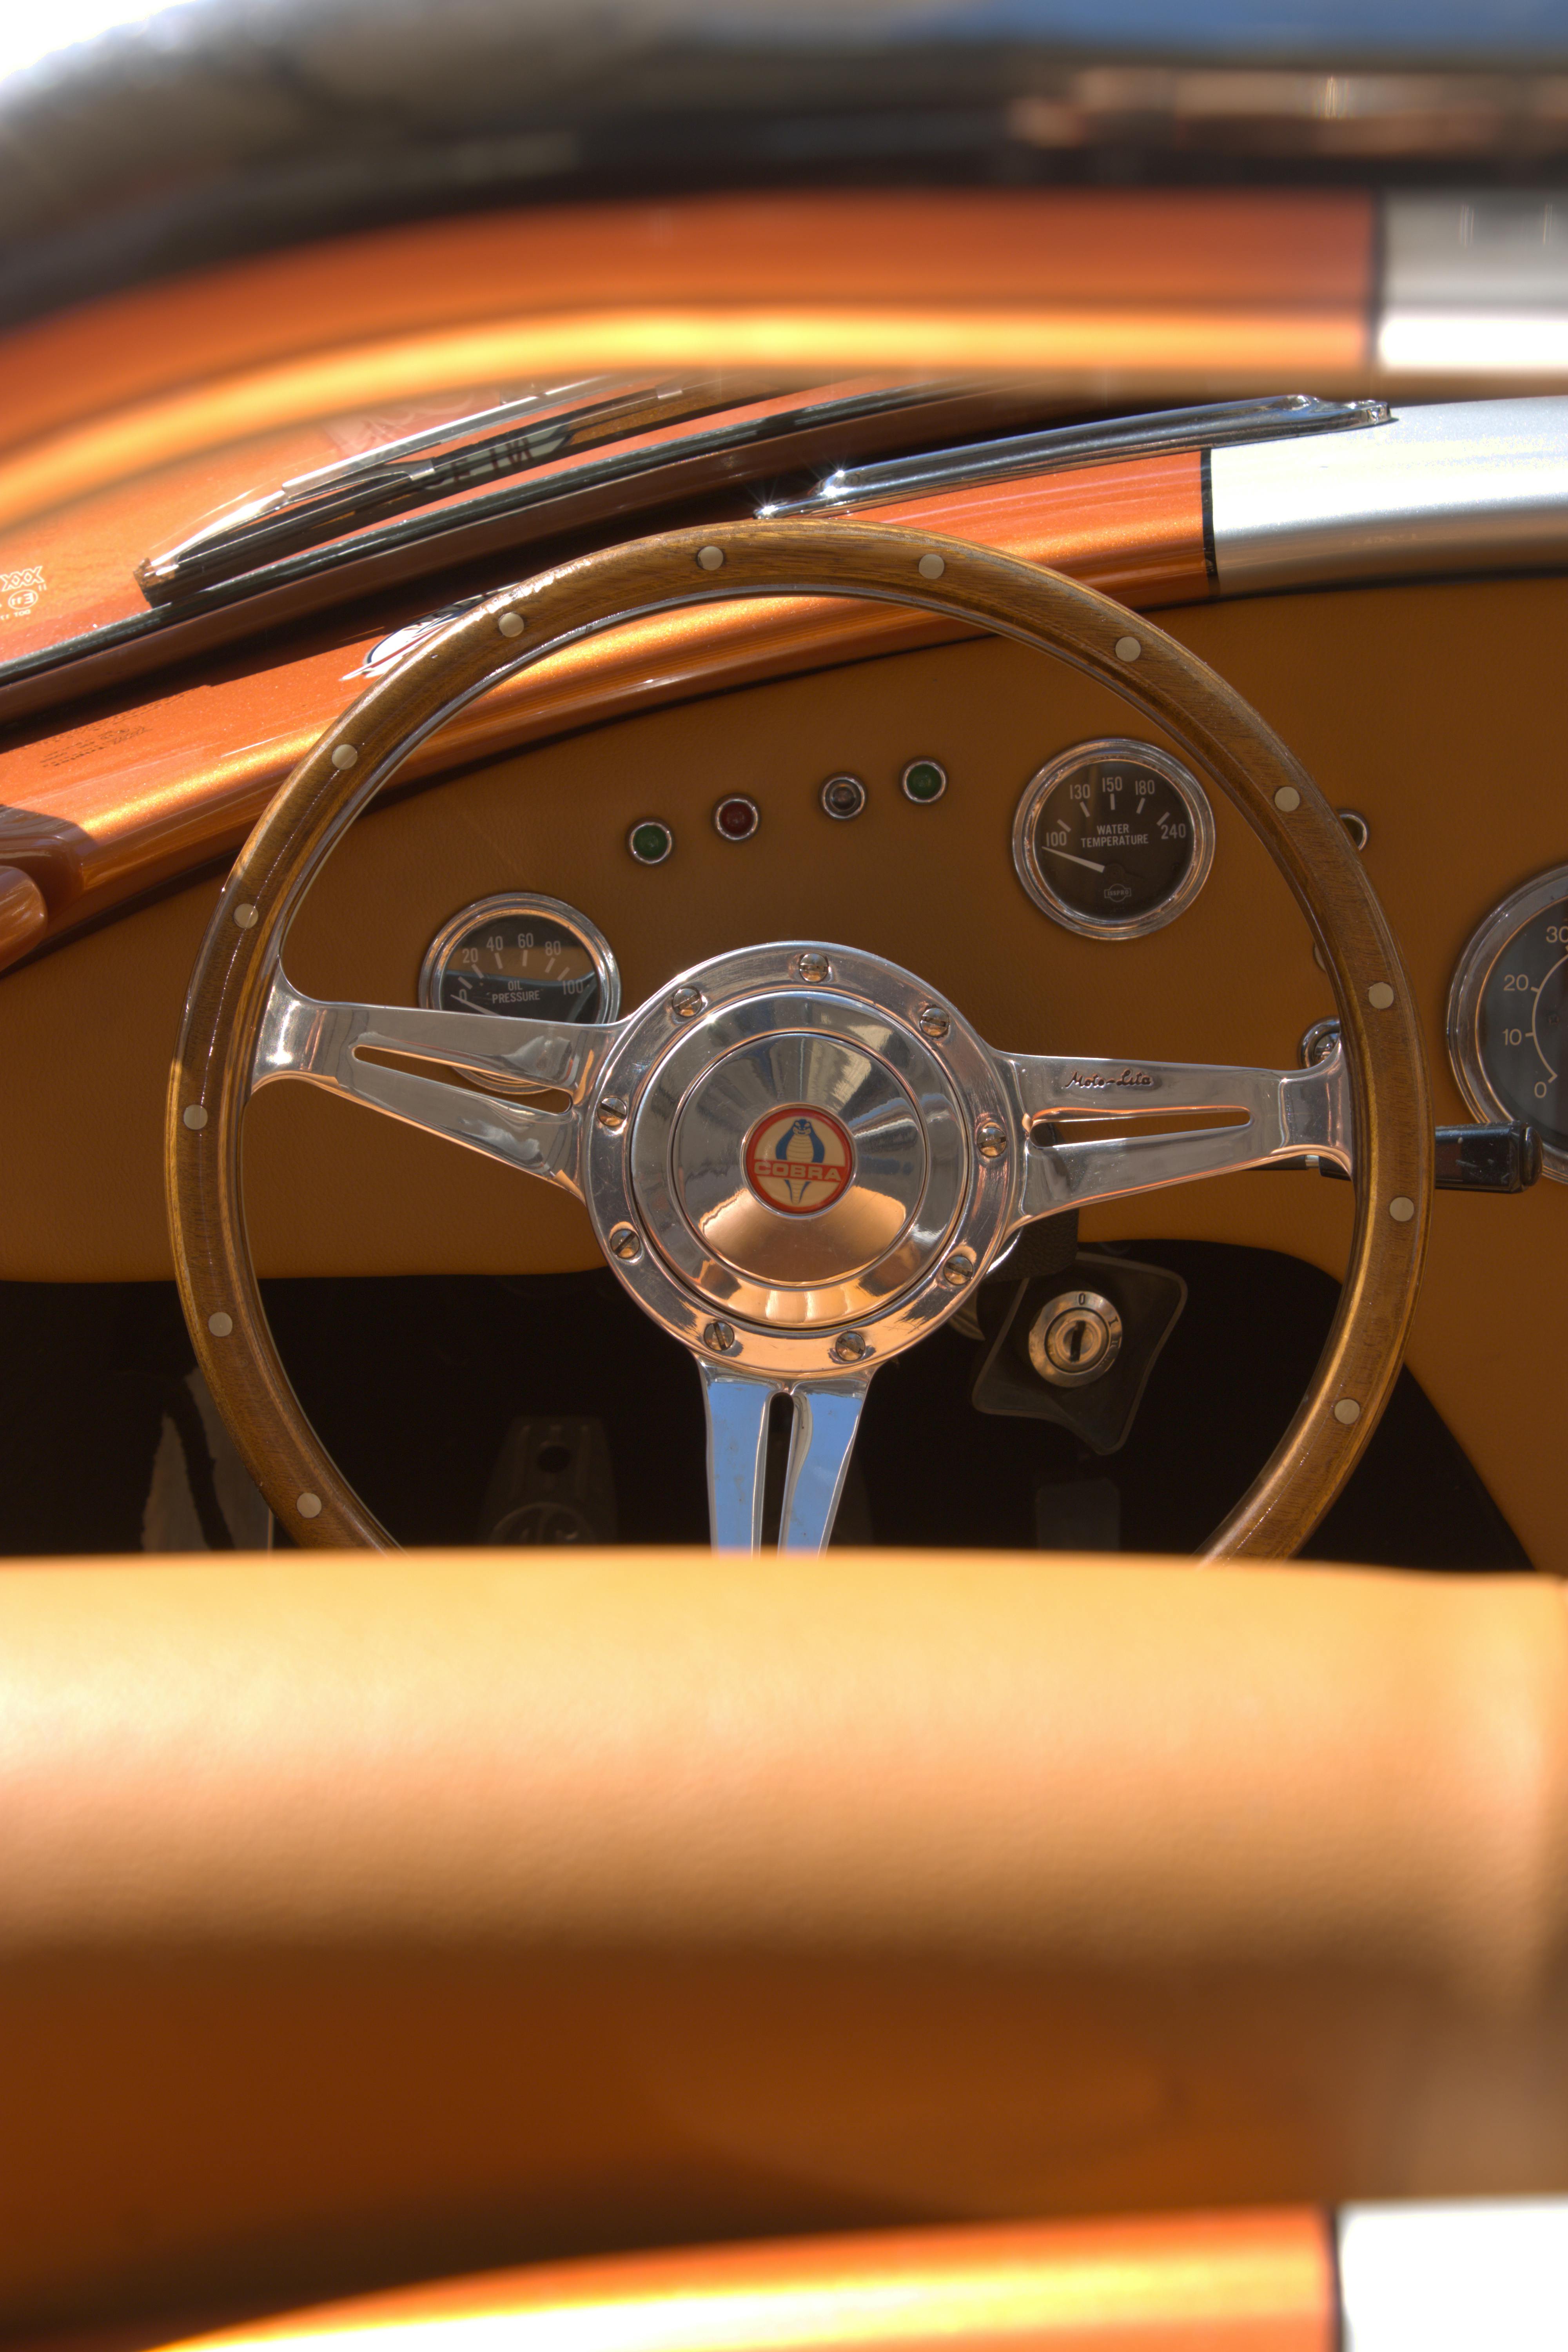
[
  {"left": 1448, "top": 864, "right": 1568, "bottom": 1182},
  {"left": 419, "top": 895, "right": 620, "bottom": 1023},
  {"left": 1012, "top": 737, "right": 1215, "bottom": 939}
]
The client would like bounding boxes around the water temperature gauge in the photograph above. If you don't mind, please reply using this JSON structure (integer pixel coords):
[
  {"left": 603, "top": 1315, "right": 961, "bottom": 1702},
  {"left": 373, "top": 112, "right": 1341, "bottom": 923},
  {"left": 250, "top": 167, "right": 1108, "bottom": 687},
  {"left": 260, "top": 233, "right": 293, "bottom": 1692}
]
[{"left": 1012, "top": 737, "right": 1216, "bottom": 940}]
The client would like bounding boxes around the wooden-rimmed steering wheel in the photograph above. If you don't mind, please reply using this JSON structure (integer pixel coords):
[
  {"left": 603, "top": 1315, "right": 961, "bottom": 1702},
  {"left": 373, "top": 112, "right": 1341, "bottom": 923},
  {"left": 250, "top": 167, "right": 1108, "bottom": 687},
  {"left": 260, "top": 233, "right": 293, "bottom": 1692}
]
[{"left": 168, "top": 523, "right": 1430, "bottom": 1554}]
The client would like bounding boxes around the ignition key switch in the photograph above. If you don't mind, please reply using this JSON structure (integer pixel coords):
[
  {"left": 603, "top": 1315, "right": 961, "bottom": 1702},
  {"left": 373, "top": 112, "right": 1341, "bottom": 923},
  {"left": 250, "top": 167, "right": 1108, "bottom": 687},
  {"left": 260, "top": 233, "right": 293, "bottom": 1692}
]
[{"left": 1028, "top": 1289, "right": 1123, "bottom": 1387}]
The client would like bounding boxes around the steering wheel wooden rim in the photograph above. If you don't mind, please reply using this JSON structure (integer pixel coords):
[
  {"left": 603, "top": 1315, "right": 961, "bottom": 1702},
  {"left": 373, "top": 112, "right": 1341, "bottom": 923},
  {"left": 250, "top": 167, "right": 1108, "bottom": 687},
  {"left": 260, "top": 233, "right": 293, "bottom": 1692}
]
[{"left": 167, "top": 521, "right": 1431, "bottom": 1555}]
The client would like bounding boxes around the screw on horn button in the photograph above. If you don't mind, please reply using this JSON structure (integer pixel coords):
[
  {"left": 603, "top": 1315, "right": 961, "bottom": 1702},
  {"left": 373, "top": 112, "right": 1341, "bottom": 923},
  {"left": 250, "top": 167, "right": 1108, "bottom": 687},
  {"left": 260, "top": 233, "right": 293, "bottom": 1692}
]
[{"left": 796, "top": 951, "right": 830, "bottom": 983}]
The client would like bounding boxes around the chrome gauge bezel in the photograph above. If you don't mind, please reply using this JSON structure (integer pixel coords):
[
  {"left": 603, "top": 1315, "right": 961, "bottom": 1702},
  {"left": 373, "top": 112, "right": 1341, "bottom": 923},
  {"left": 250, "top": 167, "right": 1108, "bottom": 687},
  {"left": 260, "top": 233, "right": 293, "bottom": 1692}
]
[
  {"left": 1011, "top": 736, "right": 1216, "bottom": 941},
  {"left": 418, "top": 893, "right": 622, "bottom": 1024},
  {"left": 1446, "top": 861, "right": 1568, "bottom": 1184}
]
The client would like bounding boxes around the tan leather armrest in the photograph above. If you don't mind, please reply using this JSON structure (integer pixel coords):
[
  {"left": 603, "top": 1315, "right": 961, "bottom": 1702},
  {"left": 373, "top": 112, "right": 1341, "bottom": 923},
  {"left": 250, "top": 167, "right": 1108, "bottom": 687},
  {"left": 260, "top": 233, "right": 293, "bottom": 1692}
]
[{"left": 0, "top": 1553, "right": 1564, "bottom": 2334}]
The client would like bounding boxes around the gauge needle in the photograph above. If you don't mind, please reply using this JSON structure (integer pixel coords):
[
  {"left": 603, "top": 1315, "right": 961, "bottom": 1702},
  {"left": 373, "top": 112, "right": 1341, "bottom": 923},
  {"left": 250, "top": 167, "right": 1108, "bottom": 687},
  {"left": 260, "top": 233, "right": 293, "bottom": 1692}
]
[{"left": 1040, "top": 844, "right": 1107, "bottom": 874}]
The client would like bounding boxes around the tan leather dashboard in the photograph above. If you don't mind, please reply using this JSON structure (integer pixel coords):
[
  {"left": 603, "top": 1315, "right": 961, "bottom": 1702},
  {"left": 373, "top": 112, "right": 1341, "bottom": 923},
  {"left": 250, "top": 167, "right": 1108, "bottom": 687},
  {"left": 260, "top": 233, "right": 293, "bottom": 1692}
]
[{"left": 3, "top": 570, "right": 1564, "bottom": 1564}]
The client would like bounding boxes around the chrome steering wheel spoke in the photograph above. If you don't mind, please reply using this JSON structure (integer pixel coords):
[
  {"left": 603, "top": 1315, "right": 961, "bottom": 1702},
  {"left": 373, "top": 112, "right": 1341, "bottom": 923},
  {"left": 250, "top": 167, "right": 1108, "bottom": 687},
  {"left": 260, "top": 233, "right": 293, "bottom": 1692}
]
[
  {"left": 1000, "top": 1044, "right": 1350, "bottom": 1224},
  {"left": 252, "top": 967, "right": 621, "bottom": 1193},
  {"left": 701, "top": 1364, "right": 872, "bottom": 1552}
]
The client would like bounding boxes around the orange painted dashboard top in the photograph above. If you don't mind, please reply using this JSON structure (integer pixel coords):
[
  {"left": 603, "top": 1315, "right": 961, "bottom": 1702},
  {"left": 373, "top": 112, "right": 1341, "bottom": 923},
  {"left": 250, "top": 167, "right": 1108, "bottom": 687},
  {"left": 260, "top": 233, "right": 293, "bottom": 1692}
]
[
  {"left": 174, "top": 2211, "right": 1335, "bottom": 2352},
  {"left": 0, "top": 181, "right": 1382, "bottom": 964},
  {"left": 0, "top": 190, "right": 1375, "bottom": 492},
  {"left": 0, "top": 454, "right": 1207, "bottom": 958},
  {"left": 0, "top": 379, "right": 831, "bottom": 664}
]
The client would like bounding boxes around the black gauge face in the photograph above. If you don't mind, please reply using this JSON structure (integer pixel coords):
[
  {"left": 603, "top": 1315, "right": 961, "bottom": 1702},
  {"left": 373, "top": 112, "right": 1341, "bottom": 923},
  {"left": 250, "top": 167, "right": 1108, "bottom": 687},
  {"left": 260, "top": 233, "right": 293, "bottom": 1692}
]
[
  {"left": 1465, "top": 891, "right": 1568, "bottom": 1156},
  {"left": 420, "top": 897, "right": 619, "bottom": 1024},
  {"left": 1013, "top": 740, "right": 1214, "bottom": 937}
]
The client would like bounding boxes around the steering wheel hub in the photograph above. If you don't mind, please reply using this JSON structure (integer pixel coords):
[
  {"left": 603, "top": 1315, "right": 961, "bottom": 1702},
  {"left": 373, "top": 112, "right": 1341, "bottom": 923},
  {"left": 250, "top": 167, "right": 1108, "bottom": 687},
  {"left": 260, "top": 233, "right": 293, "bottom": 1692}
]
[
  {"left": 588, "top": 943, "right": 1015, "bottom": 1374},
  {"left": 671, "top": 1036, "right": 924, "bottom": 1289}
]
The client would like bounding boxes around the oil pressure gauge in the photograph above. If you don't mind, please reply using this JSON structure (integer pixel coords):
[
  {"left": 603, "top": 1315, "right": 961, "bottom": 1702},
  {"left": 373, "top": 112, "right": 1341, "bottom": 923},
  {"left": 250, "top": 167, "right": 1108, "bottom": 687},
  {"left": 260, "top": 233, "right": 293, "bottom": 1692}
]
[
  {"left": 1012, "top": 737, "right": 1215, "bottom": 939},
  {"left": 1448, "top": 863, "right": 1568, "bottom": 1181},
  {"left": 419, "top": 894, "right": 620, "bottom": 1024}
]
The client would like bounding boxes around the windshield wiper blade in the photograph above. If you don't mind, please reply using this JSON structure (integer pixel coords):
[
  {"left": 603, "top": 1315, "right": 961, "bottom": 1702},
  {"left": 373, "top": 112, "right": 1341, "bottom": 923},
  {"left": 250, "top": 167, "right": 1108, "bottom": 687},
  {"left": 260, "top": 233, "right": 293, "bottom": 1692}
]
[
  {"left": 135, "top": 379, "right": 735, "bottom": 605},
  {"left": 757, "top": 394, "right": 1390, "bottom": 514}
]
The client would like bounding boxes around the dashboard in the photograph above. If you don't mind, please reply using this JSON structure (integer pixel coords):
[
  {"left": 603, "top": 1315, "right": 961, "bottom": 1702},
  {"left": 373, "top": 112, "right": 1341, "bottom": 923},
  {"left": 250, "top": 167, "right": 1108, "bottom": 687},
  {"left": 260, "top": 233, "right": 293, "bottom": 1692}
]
[{"left": 3, "top": 562, "right": 1566, "bottom": 1563}]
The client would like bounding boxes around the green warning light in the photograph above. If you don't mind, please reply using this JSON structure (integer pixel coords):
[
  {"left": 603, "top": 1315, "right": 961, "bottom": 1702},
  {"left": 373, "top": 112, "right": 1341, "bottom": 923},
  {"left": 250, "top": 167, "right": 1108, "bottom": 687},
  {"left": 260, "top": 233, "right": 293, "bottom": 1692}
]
[
  {"left": 628, "top": 820, "right": 674, "bottom": 865},
  {"left": 902, "top": 759, "right": 947, "bottom": 804}
]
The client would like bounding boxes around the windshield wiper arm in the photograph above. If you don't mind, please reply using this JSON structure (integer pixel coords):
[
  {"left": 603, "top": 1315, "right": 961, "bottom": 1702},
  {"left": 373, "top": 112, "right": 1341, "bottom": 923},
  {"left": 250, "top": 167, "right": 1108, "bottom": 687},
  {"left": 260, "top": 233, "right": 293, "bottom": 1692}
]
[
  {"left": 136, "top": 379, "right": 735, "bottom": 605},
  {"left": 757, "top": 394, "right": 1390, "bottom": 514}
]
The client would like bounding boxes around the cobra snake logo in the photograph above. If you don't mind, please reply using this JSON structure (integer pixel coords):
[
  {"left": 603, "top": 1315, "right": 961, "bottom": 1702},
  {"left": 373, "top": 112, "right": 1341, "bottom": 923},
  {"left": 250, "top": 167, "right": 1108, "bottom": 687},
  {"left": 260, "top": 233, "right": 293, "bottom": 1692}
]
[
  {"left": 743, "top": 1105, "right": 854, "bottom": 1216},
  {"left": 777, "top": 1116, "right": 828, "bottom": 1204}
]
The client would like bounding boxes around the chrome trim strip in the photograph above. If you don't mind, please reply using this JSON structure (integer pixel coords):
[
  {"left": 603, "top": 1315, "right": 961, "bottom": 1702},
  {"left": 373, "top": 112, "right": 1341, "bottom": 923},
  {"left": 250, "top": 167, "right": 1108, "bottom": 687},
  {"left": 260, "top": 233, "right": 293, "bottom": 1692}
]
[
  {"left": 1339, "top": 2200, "right": 1568, "bottom": 2352},
  {"left": 1209, "top": 397, "right": 1568, "bottom": 594},
  {"left": 1381, "top": 312, "right": 1568, "bottom": 376},
  {"left": 1381, "top": 193, "right": 1568, "bottom": 376},
  {"left": 759, "top": 394, "right": 1387, "bottom": 517},
  {"left": 1386, "top": 194, "right": 1568, "bottom": 310}
]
